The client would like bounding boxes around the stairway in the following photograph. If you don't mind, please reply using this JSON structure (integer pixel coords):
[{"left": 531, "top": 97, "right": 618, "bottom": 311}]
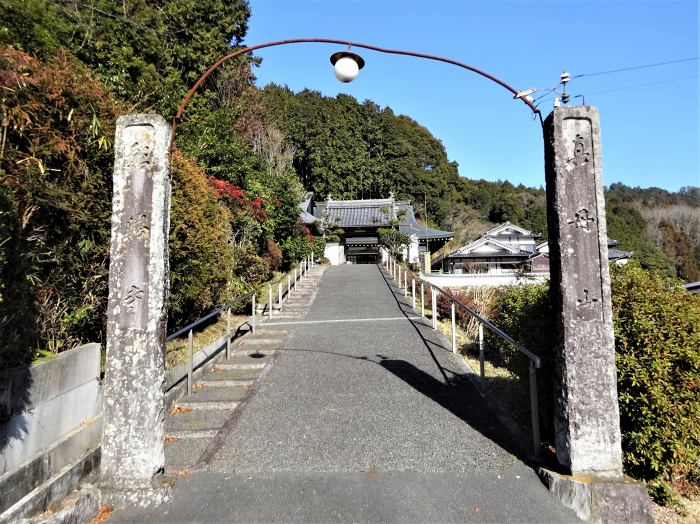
[
  {"left": 163, "top": 266, "right": 326, "bottom": 471},
  {"left": 269, "top": 266, "right": 325, "bottom": 321},
  {"left": 164, "top": 328, "right": 287, "bottom": 471}
]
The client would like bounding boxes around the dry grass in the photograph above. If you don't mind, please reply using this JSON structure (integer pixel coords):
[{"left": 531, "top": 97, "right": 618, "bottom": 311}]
[
  {"left": 653, "top": 494, "right": 700, "bottom": 524},
  {"left": 436, "top": 315, "right": 532, "bottom": 434},
  {"left": 165, "top": 314, "right": 247, "bottom": 370}
]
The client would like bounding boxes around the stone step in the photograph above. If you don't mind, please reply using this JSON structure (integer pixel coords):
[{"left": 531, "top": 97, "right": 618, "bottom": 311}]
[
  {"left": 231, "top": 348, "right": 276, "bottom": 357},
  {"left": 245, "top": 329, "right": 286, "bottom": 337},
  {"left": 235, "top": 337, "right": 284, "bottom": 346},
  {"left": 166, "top": 429, "right": 219, "bottom": 439},
  {"left": 184, "top": 385, "right": 249, "bottom": 403},
  {"left": 166, "top": 408, "right": 232, "bottom": 431},
  {"left": 208, "top": 367, "right": 262, "bottom": 380},
  {"left": 175, "top": 400, "right": 240, "bottom": 410},
  {"left": 219, "top": 354, "right": 271, "bottom": 366},
  {"left": 197, "top": 379, "right": 254, "bottom": 388},
  {"left": 216, "top": 361, "right": 266, "bottom": 370},
  {"left": 165, "top": 438, "right": 208, "bottom": 469}
]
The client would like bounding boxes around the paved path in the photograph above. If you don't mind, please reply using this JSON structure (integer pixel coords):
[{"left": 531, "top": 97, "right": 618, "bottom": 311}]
[{"left": 113, "top": 265, "right": 577, "bottom": 523}]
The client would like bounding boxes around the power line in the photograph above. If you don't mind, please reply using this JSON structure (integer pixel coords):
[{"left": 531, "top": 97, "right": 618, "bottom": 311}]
[
  {"left": 572, "top": 57, "right": 698, "bottom": 79},
  {"left": 580, "top": 75, "right": 697, "bottom": 95},
  {"left": 534, "top": 74, "right": 697, "bottom": 106}
]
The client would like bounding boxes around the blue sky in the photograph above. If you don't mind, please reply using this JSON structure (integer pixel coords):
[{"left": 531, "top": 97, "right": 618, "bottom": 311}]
[{"left": 244, "top": 0, "right": 698, "bottom": 191}]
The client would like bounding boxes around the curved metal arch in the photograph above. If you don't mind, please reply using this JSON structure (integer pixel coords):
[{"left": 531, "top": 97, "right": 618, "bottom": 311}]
[{"left": 171, "top": 38, "right": 542, "bottom": 147}]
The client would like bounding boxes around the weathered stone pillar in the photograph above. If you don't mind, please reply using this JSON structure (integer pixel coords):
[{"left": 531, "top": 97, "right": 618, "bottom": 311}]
[
  {"left": 101, "top": 114, "right": 172, "bottom": 507},
  {"left": 542, "top": 106, "right": 651, "bottom": 522}
]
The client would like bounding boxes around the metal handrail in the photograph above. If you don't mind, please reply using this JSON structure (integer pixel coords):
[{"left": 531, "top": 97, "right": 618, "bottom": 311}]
[
  {"left": 429, "top": 283, "right": 541, "bottom": 368},
  {"left": 264, "top": 255, "right": 312, "bottom": 291},
  {"left": 166, "top": 291, "right": 256, "bottom": 341},
  {"left": 381, "top": 249, "right": 542, "bottom": 459}
]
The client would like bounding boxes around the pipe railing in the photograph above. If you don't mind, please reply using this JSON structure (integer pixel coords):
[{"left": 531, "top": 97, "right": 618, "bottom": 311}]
[
  {"left": 166, "top": 290, "right": 257, "bottom": 395},
  {"left": 164, "top": 254, "right": 317, "bottom": 396},
  {"left": 381, "top": 249, "right": 542, "bottom": 460},
  {"left": 262, "top": 254, "right": 316, "bottom": 319}
]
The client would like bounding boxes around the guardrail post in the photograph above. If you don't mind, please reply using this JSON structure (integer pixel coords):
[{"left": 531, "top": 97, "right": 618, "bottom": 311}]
[
  {"left": 412, "top": 278, "right": 416, "bottom": 309},
  {"left": 287, "top": 274, "right": 291, "bottom": 296},
  {"left": 278, "top": 282, "right": 283, "bottom": 304},
  {"left": 431, "top": 287, "right": 437, "bottom": 330},
  {"left": 294, "top": 269, "right": 297, "bottom": 290},
  {"left": 226, "top": 306, "right": 231, "bottom": 359},
  {"left": 187, "top": 329, "right": 193, "bottom": 395},
  {"left": 478, "top": 324, "right": 485, "bottom": 381},
  {"left": 451, "top": 301, "right": 456, "bottom": 353},
  {"left": 252, "top": 293, "right": 257, "bottom": 334},
  {"left": 268, "top": 283, "right": 273, "bottom": 319},
  {"left": 529, "top": 361, "right": 542, "bottom": 461},
  {"left": 421, "top": 282, "right": 425, "bottom": 317}
]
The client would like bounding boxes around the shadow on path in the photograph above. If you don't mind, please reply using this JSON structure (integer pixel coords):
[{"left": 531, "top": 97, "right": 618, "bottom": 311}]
[
  {"left": 374, "top": 264, "right": 537, "bottom": 468},
  {"left": 275, "top": 343, "right": 534, "bottom": 469}
]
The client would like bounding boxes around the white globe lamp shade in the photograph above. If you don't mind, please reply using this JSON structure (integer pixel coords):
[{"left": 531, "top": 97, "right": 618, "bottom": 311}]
[
  {"left": 334, "top": 57, "right": 359, "bottom": 82},
  {"left": 330, "top": 51, "right": 365, "bottom": 83}
]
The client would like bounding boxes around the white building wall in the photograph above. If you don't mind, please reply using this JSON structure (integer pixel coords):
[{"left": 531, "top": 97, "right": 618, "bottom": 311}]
[
  {"left": 421, "top": 272, "right": 549, "bottom": 287},
  {"left": 407, "top": 235, "right": 419, "bottom": 264},
  {"left": 324, "top": 242, "right": 345, "bottom": 265}
]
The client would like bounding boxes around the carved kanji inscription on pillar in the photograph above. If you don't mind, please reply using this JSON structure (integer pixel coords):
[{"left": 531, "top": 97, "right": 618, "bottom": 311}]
[
  {"left": 544, "top": 106, "right": 623, "bottom": 479},
  {"left": 103, "top": 115, "right": 172, "bottom": 506},
  {"left": 568, "top": 208, "right": 596, "bottom": 232}
]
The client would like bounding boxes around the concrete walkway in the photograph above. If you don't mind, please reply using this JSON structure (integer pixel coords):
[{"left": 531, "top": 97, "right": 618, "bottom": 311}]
[{"left": 112, "top": 265, "right": 578, "bottom": 523}]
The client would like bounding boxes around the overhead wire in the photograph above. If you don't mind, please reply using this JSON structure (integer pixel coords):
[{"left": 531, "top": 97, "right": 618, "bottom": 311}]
[
  {"left": 571, "top": 57, "right": 698, "bottom": 79},
  {"left": 535, "top": 74, "right": 697, "bottom": 105}
]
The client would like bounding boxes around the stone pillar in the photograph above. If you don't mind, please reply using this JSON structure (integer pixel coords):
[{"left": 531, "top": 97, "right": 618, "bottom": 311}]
[
  {"left": 101, "top": 114, "right": 172, "bottom": 507},
  {"left": 545, "top": 106, "right": 621, "bottom": 478},
  {"left": 542, "top": 106, "right": 651, "bottom": 522}
]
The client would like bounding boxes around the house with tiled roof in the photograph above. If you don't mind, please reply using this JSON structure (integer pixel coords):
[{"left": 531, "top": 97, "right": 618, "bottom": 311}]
[
  {"left": 300, "top": 194, "right": 452, "bottom": 265},
  {"left": 430, "top": 221, "right": 633, "bottom": 283},
  {"left": 432, "top": 222, "right": 541, "bottom": 274}
]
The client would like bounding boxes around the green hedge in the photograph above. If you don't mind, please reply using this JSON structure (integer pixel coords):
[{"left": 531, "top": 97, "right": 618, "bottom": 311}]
[
  {"left": 610, "top": 264, "right": 700, "bottom": 500},
  {"left": 486, "top": 264, "right": 700, "bottom": 502}
]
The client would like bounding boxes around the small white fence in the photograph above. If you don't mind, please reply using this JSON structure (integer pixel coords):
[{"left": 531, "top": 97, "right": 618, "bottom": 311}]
[{"left": 421, "top": 271, "right": 549, "bottom": 287}]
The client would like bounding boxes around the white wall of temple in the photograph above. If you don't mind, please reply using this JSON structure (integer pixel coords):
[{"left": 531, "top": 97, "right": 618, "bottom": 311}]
[
  {"left": 407, "top": 236, "right": 419, "bottom": 264},
  {"left": 324, "top": 242, "right": 345, "bottom": 265}
]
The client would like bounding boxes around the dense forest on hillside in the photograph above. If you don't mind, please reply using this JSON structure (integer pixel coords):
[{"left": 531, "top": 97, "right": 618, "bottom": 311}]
[
  {"left": 1, "top": 0, "right": 698, "bottom": 368},
  {"left": 256, "top": 86, "right": 699, "bottom": 280}
]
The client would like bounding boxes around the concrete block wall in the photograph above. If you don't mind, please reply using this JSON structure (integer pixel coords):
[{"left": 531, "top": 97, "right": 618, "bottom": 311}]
[{"left": 0, "top": 343, "right": 102, "bottom": 518}]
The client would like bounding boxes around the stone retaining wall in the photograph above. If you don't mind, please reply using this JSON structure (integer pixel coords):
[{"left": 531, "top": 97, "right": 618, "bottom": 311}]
[{"left": 0, "top": 344, "right": 102, "bottom": 518}]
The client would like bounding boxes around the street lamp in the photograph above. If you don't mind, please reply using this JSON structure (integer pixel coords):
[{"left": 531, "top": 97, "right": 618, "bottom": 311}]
[
  {"left": 171, "top": 38, "right": 542, "bottom": 149},
  {"left": 330, "top": 49, "right": 365, "bottom": 82}
]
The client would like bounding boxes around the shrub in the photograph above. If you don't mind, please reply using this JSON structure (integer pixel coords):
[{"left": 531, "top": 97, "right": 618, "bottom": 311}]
[
  {"left": 0, "top": 47, "right": 117, "bottom": 367},
  {"left": 486, "top": 283, "right": 556, "bottom": 440},
  {"left": 230, "top": 245, "right": 270, "bottom": 288},
  {"left": 281, "top": 236, "right": 325, "bottom": 266},
  {"left": 261, "top": 238, "right": 283, "bottom": 271},
  {"left": 484, "top": 265, "right": 700, "bottom": 501},
  {"left": 378, "top": 228, "right": 411, "bottom": 259},
  {"left": 611, "top": 263, "right": 700, "bottom": 496},
  {"left": 168, "top": 152, "right": 235, "bottom": 328}
]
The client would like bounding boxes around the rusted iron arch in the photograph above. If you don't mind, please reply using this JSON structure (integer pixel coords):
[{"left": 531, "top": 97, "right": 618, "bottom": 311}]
[{"left": 171, "top": 38, "right": 542, "bottom": 148}]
